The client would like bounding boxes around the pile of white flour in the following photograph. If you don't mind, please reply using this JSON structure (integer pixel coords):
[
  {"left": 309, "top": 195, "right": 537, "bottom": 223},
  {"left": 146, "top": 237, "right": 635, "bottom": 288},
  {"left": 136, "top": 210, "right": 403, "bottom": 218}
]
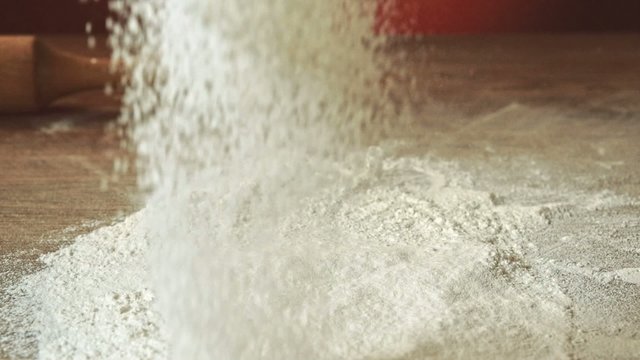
[
  {"left": 1, "top": 214, "right": 166, "bottom": 359},
  {"left": 3, "top": 148, "right": 571, "bottom": 359},
  {"left": 3, "top": 141, "right": 637, "bottom": 359},
  {"left": 2, "top": 0, "right": 639, "bottom": 359}
]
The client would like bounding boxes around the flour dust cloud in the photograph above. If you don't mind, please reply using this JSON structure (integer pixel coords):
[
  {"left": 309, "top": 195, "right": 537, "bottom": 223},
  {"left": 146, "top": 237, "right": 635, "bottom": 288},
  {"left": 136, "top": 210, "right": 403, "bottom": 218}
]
[{"left": 107, "top": 0, "right": 578, "bottom": 359}]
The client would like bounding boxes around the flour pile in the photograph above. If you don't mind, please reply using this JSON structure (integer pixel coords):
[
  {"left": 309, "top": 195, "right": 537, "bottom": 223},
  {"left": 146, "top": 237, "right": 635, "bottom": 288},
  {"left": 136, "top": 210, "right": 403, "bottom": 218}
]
[
  {"left": 134, "top": 149, "right": 577, "bottom": 359},
  {"left": 2, "top": 0, "right": 640, "bottom": 359},
  {"left": 3, "top": 145, "right": 638, "bottom": 358},
  {"left": 1, "top": 215, "right": 166, "bottom": 359}
]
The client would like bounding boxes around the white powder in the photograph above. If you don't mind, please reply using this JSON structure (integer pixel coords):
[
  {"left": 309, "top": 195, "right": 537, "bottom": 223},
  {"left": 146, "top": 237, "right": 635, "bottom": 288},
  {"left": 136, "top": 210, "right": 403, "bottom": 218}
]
[
  {"left": 2, "top": 0, "right": 639, "bottom": 359},
  {"left": 0, "top": 149, "right": 564, "bottom": 359},
  {"left": 3, "top": 144, "right": 637, "bottom": 359},
  {"left": 1, "top": 214, "right": 166, "bottom": 359},
  {"left": 139, "top": 151, "right": 575, "bottom": 359}
]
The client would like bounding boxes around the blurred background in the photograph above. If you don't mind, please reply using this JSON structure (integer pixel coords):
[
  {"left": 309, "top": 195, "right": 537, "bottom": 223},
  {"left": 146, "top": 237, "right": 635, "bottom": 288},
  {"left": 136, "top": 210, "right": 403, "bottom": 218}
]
[
  {"left": 375, "top": 0, "right": 640, "bottom": 34},
  {"left": 0, "top": 0, "right": 108, "bottom": 34},
  {"left": 1, "top": 0, "right": 639, "bottom": 35}
]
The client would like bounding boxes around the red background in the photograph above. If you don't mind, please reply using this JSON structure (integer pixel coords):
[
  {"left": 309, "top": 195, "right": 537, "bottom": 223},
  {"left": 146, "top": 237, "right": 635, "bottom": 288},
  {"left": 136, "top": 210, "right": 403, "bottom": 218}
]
[
  {"left": 0, "top": 0, "right": 639, "bottom": 34},
  {"left": 0, "top": 0, "right": 110, "bottom": 34},
  {"left": 376, "top": 0, "right": 640, "bottom": 34}
]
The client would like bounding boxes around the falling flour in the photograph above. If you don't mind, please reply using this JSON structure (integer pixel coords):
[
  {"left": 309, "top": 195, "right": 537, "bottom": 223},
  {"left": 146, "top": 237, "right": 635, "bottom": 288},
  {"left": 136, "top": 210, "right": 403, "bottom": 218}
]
[{"left": 2, "top": 0, "right": 640, "bottom": 359}]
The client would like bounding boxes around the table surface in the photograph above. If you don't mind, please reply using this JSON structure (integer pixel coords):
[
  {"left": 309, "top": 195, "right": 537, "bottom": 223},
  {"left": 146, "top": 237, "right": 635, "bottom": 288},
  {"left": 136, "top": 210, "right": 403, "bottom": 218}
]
[
  {"left": 0, "top": 38, "right": 136, "bottom": 359},
  {"left": 1, "top": 34, "right": 639, "bottom": 359}
]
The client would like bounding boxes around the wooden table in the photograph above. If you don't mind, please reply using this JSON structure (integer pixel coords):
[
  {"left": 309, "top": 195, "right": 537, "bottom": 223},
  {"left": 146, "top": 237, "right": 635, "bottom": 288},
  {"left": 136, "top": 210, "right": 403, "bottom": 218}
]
[
  {"left": 0, "top": 37, "right": 137, "bottom": 359},
  {"left": 1, "top": 34, "right": 639, "bottom": 359},
  {"left": 0, "top": 90, "right": 136, "bottom": 280}
]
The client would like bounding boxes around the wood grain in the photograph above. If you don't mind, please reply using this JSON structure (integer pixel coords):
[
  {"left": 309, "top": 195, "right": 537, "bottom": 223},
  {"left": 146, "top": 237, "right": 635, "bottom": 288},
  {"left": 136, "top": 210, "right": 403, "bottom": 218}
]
[
  {"left": 0, "top": 89, "right": 137, "bottom": 285},
  {"left": 0, "top": 38, "right": 134, "bottom": 359}
]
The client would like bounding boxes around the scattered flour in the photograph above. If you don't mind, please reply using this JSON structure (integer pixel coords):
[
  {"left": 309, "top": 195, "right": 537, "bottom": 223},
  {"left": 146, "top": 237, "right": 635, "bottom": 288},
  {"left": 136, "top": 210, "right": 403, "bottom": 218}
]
[
  {"left": 2, "top": 0, "right": 639, "bottom": 359},
  {"left": 40, "top": 120, "right": 75, "bottom": 135}
]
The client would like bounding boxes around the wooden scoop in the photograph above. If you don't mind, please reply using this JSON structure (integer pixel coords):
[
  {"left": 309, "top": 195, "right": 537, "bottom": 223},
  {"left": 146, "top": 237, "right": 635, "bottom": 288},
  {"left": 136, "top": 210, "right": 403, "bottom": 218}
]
[{"left": 0, "top": 35, "right": 117, "bottom": 113}]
